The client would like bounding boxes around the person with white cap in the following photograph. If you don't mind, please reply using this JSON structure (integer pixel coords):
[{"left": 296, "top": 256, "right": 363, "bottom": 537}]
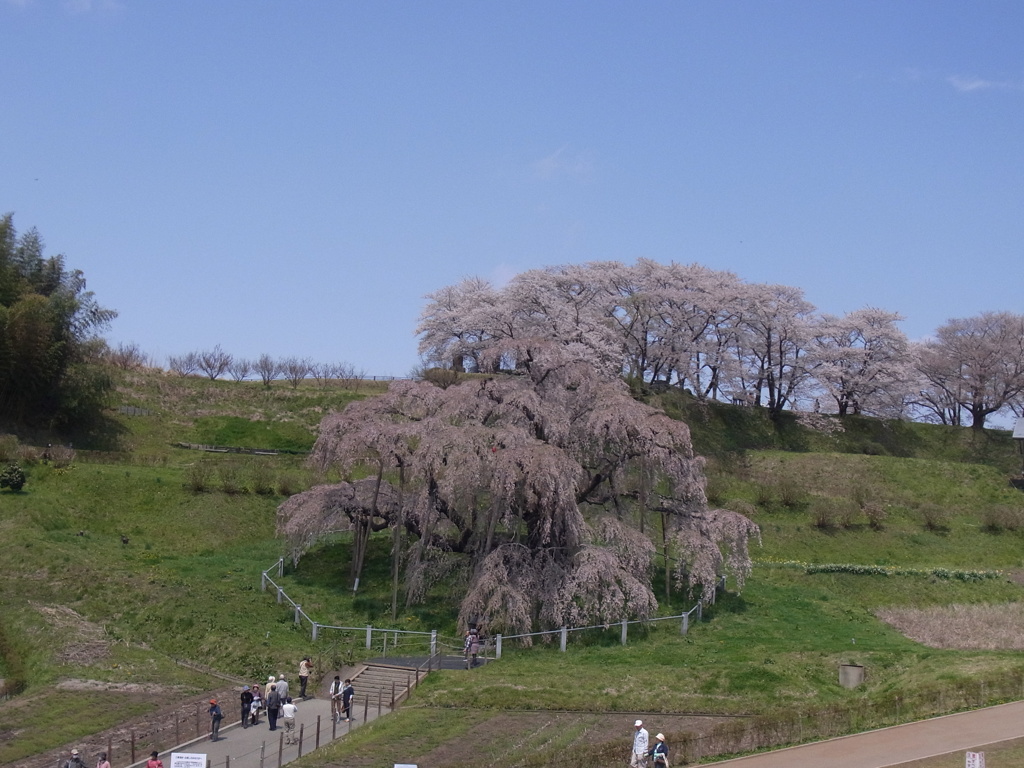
[
  {"left": 62, "top": 748, "right": 87, "bottom": 768},
  {"left": 648, "top": 732, "right": 669, "bottom": 767},
  {"left": 631, "top": 719, "right": 649, "bottom": 768}
]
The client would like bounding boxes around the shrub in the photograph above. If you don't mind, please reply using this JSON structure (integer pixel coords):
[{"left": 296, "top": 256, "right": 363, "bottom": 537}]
[
  {"left": 755, "top": 482, "right": 776, "bottom": 509},
  {"left": 809, "top": 497, "right": 838, "bottom": 530},
  {"left": 835, "top": 498, "right": 860, "bottom": 528},
  {"left": 217, "top": 460, "right": 245, "bottom": 494},
  {"left": 184, "top": 459, "right": 214, "bottom": 493},
  {"left": 863, "top": 501, "right": 887, "bottom": 531},
  {"left": 0, "top": 463, "right": 27, "bottom": 492},
  {"left": 248, "top": 459, "right": 276, "bottom": 495},
  {"left": 0, "top": 435, "right": 19, "bottom": 463},
  {"left": 777, "top": 477, "right": 808, "bottom": 509},
  {"left": 919, "top": 503, "right": 952, "bottom": 532},
  {"left": 982, "top": 505, "right": 1024, "bottom": 533}
]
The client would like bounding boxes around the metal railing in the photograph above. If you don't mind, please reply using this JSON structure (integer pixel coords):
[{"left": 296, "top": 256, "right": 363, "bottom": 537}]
[{"left": 261, "top": 559, "right": 723, "bottom": 658}]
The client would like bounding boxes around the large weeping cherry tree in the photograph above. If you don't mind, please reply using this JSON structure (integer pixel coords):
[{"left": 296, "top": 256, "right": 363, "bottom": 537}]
[{"left": 278, "top": 340, "right": 759, "bottom": 638}]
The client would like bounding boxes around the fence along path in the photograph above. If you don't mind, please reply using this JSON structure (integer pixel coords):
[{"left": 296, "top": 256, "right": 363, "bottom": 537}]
[{"left": 260, "top": 558, "right": 724, "bottom": 660}]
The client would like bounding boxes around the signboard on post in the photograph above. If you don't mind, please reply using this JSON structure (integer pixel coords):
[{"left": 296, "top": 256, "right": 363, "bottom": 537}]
[
  {"left": 170, "top": 753, "right": 207, "bottom": 768},
  {"left": 966, "top": 751, "right": 985, "bottom": 768}
]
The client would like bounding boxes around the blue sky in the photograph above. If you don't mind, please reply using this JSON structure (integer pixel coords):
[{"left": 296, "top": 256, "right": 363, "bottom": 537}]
[{"left": 2, "top": 1, "right": 1022, "bottom": 376}]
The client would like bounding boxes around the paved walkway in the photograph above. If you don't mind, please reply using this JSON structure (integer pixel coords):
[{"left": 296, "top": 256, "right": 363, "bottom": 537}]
[
  {"left": 130, "top": 694, "right": 387, "bottom": 768},
  {"left": 712, "top": 700, "right": 1024, "bottom": 768}
]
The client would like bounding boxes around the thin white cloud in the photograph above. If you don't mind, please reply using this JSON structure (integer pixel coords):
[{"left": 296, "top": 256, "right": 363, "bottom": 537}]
[
  {"left": 947, "top": 75, "right": 1020, "bottom": 93},
  {"left": 63, "top": 0, "right": 122, "bottom": 12},
  {"left": 531, "top": 145, "right": 594, "bottom": 181}
]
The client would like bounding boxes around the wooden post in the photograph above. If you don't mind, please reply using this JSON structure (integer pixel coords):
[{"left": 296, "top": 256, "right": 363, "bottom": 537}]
[
  {"left": 391, "top": 681, "right": 396, "bottom": 709},
  {"left": 298, "top": 723, "right": 305, "bottom": 757},
  {"left": 260, "top": 741, "right": 266, "bottom": 768},
  {"left": 130, "top": 732, "right": 136, "bottom": 764},
  {"left": 315, "top": 714, "right": 321, "bottom": 749},
  {"left": 106, "top": 737, "right": 112, "bottom": 765},
  {"left": 175, "top": 712, "right": 180, "bottom": 745},
  {"left": 225, "top": 757, "right": 230, "bottom": 768},
  {"left": 277, "top": 731, "right": 284, "bottom": 768},
  {"left": 377, "top": 688, "right": 382, "bottom": 718},
  {"left": 195, "top": 704, "right": 201, "bottom": 737},
  {"left": 332, "top": 712, "right": 337, "bottom": 740},
  {"left": 364, "top": 694, "right": 369, "bottom": 723}
]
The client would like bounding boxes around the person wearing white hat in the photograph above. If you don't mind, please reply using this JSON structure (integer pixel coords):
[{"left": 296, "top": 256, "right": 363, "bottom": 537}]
[
  {"left": 62, "top": 748, "right": 87, "bottom": 768},
  {"left": 631, "top": 719, "right": 649, "bottom": 768},
  {"left": 649, "top": 733, "right": 670, "bottom": 767}
]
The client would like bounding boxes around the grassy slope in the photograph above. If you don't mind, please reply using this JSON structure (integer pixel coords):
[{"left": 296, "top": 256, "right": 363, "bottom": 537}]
[{"left": 4, "top": 370, "right": 1024, "bottom": 766}]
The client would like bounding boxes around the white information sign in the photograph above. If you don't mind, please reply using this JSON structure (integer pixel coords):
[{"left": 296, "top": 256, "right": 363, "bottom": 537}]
[
  {"left": 170, "top": 753, "right": 207, "bottom": 768},
  {"left": 966, "top": 751, "right": 985, "bottom": 768},
  {"left": 394, "top": 764, "right": 418, "bottom": 768}
]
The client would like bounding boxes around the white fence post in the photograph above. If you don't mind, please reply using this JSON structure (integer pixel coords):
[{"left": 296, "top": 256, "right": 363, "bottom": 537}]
[
  {"left": 312, "top": 622, "right": 318, "bottom": 642},
  {"left": 294, "top": 605, "right": 302, "bottom": 625},
  {"left": 495, "top": 634, "right": 502, "bottom": 660},
  {"left": 621, "top": 618, "right": 628, "bottom": 645},
  {"left": 277, "top": 558, "right": 284, "bottom": 577},
  {"left": 430, "top": 630, "right": 437, "bottom": 658},
  {"left": 681, "top": 612, "right": 689, "bottom": 635},
  {"left": 366, "top": 625, "right": 373, "bottom": 650},
  {"left": 276, "top": 587, "right": 283, "bottom": 604},
  {"left": 261, "top": 571, "right": 267, "bottom": 591},
  {"left": 560, "top": 627, "right": 567, "bottom": 652}
]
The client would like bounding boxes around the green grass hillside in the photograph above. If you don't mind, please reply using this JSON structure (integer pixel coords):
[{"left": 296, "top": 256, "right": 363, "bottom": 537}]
[{"left": 3, "top": 369, "right": 1024, "bottom": 767}]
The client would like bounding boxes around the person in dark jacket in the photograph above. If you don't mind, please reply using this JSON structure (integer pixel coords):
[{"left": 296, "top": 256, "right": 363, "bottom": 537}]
[
  {"left": 240, "top": 686, "right": 254, "bottom": 728},
  {"left": 648, "top": 733, "right": 669, "bottom": 767},
  {"left": 266, "top": 683, "right": 282, "bottom": 730},
  {"left": 209, "top": 699, "right": 223, "bottom": 741}
]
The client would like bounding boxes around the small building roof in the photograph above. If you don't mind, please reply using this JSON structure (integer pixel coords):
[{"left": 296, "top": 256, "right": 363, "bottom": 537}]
[{"left": 1014, "top": 417, "right": 1024, "bottom": 440}]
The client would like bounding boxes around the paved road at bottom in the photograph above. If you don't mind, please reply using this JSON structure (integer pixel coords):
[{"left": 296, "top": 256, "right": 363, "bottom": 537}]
[
  {"left": 133, "top": 694, "right": 385, "bottom": 768},
  {"left": 711, "top": 700, "right": 1024, "bottom": 768}
]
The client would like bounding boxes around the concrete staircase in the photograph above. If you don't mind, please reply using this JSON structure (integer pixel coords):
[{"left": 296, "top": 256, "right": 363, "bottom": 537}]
[{"left": 348, "top": 663, "right": 424, "bottom": 714}]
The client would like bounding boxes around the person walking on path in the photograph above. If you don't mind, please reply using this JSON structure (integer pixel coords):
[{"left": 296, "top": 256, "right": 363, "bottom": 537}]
[
  {"left": 266, "top": 683, "right": 283, "bottom": 730},
  {"left": 240, "top": 685, "right": 254, "bottom": 728},
  {"left": 649, "top": 733, "right": 669, "bottom": 767},
  {"left": 276, "top": 673, "right": 290, "bottom": 701},
  {"left": 145, "top": 751, "right": 164, "bottom": 768},
  {"left": 298, "top": 657, "right": 313, "bottom": 698},
  {"left": 282, "top": 697, "right": 298, "bottom": 744},
  {"left": 208, "top": 698, "right": 224, "bottom": 741},
  {"left": 63, "top": 748, "right": 87, "bottom": 768},
  {"left": 95, "top": 751, "right": 111, "bottom": 768},
  {"left": 631, "top": 720, "right": 650, "bottom": 768},
  {"left": 342, "top": 678, "right": 355, "bottom": 722},
  {"left": 329, "top": 675, "right": 344, "bottom": 723}
]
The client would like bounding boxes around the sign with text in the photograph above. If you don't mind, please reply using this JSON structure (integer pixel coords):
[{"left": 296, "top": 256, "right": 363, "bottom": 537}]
[
  {"left": 170, "top": 753, "right": 207, "bottom": 768},
  {"left": 966, "top": 752, "right": 985, "bottom": 768}
]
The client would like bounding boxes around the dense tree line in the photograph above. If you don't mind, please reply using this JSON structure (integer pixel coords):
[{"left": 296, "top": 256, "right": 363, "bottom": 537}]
[
  {"left": 417, "top": 261, "right": 1024, "bottom": 430},
  {"left": 0, "top": 214, "right": 116, "bottom": 429}
]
